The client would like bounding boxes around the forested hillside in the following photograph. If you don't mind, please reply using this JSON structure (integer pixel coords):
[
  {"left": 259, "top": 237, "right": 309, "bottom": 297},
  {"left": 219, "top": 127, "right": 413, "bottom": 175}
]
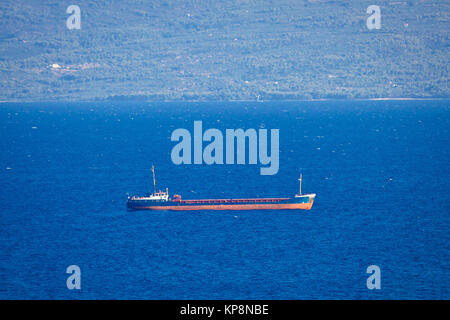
[{"left": 0, "top": 0, "right": 448, "bottom": 101}]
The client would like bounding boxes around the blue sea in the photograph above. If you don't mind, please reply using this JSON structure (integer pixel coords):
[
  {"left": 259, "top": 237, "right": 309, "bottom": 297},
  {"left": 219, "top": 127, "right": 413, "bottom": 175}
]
[{"left": 0, "top": 101, "right": 448, "bottom": 299}]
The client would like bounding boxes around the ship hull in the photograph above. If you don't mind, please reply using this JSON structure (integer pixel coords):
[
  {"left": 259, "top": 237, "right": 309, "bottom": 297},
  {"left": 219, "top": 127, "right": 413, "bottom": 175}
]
[
  {"left": 127, "top": 194, "right": 315, "bottom": 211},
  {"left": 132, "top": 202, "right": 313, "bottom": 211}
]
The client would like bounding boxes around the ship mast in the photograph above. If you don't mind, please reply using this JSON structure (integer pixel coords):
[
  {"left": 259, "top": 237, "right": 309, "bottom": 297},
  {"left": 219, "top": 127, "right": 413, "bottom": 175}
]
[
  {"left": 152, "top": 165, "right": 156, "bottom": 194},
  {"left": 298, "top": 173, "right": 302, "bottom": 196}
]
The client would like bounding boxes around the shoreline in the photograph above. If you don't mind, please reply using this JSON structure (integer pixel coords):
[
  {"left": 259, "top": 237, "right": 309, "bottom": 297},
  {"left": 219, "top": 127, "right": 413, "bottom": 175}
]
[{"left": 0, "top": 98, "right": 449, "bottom": 104}]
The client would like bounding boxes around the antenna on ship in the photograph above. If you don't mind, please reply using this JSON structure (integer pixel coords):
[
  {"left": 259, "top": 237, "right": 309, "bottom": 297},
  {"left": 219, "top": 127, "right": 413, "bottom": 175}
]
[
  {"left": 152, "top": 165, "right": 156, "bottom": 194},
  {"left": 298, "top": 173, "right": 302, "bottom": 196}
]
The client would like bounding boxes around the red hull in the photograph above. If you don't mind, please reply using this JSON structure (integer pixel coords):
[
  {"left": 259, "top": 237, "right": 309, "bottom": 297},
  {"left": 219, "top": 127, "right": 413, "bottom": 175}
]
[{"left": 136, "top": 201, "right": 313, "bottom": 211}]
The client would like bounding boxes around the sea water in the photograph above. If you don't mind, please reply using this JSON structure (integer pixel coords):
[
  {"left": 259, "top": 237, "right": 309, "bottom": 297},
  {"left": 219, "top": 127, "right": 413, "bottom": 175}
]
[{"left": 0, "top": 100, "right": 448, "bottom": 299}]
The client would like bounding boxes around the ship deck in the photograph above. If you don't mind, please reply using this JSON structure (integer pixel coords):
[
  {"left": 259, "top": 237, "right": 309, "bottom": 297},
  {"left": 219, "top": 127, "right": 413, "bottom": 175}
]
[{"left": 172, "top": 197, "right": 291, "bottom": 204}]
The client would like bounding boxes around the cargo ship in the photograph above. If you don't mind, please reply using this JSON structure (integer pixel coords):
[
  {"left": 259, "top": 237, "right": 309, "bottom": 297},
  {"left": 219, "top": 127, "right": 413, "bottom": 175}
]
[{"left": 127, "top": 166, "right": 316, "bottom": 211}]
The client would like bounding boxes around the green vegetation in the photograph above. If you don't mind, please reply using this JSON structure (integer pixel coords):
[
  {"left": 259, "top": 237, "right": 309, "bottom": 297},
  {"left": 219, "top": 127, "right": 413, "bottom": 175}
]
[{"left": 0, "top": 0, "right": 448, "bottom": 101}]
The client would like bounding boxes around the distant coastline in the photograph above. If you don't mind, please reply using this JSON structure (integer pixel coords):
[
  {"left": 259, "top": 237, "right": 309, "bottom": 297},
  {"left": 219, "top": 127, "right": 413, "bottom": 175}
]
[
  {"left": 1, "top": 1, "right": 448, "bottom": 106},
  {"left": 1, "top": 97, "right": 449, "bottom": 104}
]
